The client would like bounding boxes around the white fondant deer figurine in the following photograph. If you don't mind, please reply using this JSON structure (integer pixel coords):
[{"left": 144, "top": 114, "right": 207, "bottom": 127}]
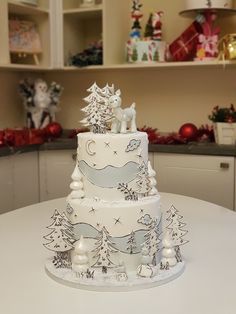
[{"left": 109, "top": 89, "right": 137, "bottom": 133}]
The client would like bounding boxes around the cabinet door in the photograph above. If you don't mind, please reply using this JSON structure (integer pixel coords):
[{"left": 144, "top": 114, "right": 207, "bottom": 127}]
[
  {"left": 0, "top": 156, "right": 13, "bottom": 214},
  {"left": 13, "top": 151, "right": 39, "bottom": 209},
  {"left": 154, "top": 153, "right": 235, "bottom": 210},
  {"left": 39, "top": 150, "right": 76, "bottom": 201}
]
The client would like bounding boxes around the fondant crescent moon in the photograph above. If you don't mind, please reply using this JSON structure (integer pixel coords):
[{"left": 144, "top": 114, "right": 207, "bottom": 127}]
[{"left": 86, "top": 140, "right": 96, "bottom": 156}]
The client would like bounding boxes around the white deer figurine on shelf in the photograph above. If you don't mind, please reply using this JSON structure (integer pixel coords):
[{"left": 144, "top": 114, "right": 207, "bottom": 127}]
[{"left": 109, "top": 89, "right": 137, "bottom": 133}]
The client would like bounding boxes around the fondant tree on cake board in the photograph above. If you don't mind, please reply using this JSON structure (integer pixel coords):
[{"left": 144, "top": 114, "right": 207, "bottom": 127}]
[
  {"left": 43, "top": 209, "right": 74, "bottom": 268},
  {"left": 92, "top": 226, "right": 118, "bottom": 269},
  {"left": 166, "top": 205, "right": 189, "bottom": 262}
]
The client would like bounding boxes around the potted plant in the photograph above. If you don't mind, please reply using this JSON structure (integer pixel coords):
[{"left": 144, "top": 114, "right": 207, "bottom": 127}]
[{"left": 208, "top": 104, "right": 236, "bottom": 145}]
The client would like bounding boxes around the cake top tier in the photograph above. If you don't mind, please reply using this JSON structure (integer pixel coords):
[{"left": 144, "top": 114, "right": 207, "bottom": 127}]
[{"left": 80, "top": 83, "right": 137, "bottom": 135}]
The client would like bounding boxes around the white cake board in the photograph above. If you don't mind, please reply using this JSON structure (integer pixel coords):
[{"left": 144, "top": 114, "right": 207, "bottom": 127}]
[{"left": 45, "top": 260, "right": 185, "bottom": 292}]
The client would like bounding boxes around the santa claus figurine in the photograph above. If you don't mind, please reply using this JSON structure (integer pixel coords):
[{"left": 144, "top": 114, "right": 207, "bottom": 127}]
[{"left": 152, "top": 11, "right": 164, "bottom": 41}]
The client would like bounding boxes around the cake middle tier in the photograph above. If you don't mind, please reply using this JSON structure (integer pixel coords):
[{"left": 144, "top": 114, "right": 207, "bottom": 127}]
[{"left": 77, "top": 132, "right": 150, "bottom": 201}]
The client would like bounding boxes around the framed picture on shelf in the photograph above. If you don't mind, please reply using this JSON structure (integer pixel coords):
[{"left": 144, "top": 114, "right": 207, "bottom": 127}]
[{"left": 9, "top": 19, "right": 42, "bottom": 65}]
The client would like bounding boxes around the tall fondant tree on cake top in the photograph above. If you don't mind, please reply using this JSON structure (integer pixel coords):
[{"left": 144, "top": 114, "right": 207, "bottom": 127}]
[
  {"left": 92, "top": 226, "right": 118, "bottom": 268},
  {"left": 80, "top": 82, "right": 114, "bottom": 133}
]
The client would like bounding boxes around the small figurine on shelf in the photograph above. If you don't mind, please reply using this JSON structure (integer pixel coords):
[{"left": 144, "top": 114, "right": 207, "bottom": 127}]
[
  {"left": 80, "top": 0, "right": 95, "bottom": 8},
  {"left": 195, "top": 12, "right": 220, "bottom": 60},
  {"left": 130, "top": 0, "right": 143, "bottom": 41},
  {"left": 126, "top": 1, "right": 166, "bottom": 63},
  {"left": 152, "top": 11, "right": 164, "bottom": 41},
  {"left": 19, "top": 78, "right": 63, "bottom": 129}
]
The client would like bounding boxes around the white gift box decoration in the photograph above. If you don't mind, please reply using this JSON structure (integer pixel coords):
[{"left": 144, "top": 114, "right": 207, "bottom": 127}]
[
  {"left": 213, "top": 122, "right": 236, "bottom": 145},
  {"left": 127, "top": 40, "right": 166, "bottom": 63}
]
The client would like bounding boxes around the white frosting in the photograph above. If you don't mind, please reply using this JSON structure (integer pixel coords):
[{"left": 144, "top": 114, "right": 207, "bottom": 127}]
[
  {"left": 185, "top": 0, "right": 232, "bottom": 10},
  {"left": 67, "top": 195, "right": 161, "bottom": 236},
  {"left": 77, "top": 131, "right": 149, "bottom": 201},
  {"left": 66, "top": 130, "right": 162, "bottom": 273}
]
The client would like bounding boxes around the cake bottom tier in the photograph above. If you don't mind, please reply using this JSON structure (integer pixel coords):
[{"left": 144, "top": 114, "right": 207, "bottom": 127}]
[{"left": 66, "top": 195, "right": 161, "bottom": 271}]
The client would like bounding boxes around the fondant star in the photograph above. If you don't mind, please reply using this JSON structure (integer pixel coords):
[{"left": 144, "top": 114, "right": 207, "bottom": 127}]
[
  {"left": 89, "top": 207, "right": 96, "bottom": 214},
  {"left": 114, "top": 217, "right": 121, "bottom": 225}
]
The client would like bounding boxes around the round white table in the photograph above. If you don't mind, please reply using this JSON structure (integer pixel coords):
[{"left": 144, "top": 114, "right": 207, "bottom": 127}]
[{"left": 0, "top": 193, "right": 236, "bottom": 314}]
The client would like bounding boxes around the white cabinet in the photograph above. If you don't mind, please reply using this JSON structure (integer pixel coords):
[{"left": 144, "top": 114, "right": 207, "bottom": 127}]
[
  {"left": 148, "top": 152, "right": 154, "bottom": 167},
  {"left": 154, "top": 153, "right": 235, "bottom": 210},
  {"left": 39, "top": 149, "right": 76, "bottom": 201},
  {"left": 0, "top": 151, "right": 39, "bottom": 214}
]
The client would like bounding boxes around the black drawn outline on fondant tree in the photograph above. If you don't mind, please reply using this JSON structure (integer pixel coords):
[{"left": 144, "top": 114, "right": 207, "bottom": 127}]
[
  {"left": 43, "top": 209, "right": 75, "bottom": 268},
  {"left": 144, "top": 218, "right": 161, "bottom": 265},
  {"left": 80, "top": 83, "right": 115, "bottom": 134},
  {"left": 134, "top": 160, "right": 151, "bottom": 196},
  {"left": 165, "top": 205, "right": 189, "bottom": 262},
  {"left": 92, "top": 226, "right": 118, "bottom": 268}
]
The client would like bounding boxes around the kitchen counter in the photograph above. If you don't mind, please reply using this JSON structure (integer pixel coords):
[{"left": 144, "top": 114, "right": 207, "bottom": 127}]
[{"left": 1, "top": 138, "right": 236, "bottom": 157}]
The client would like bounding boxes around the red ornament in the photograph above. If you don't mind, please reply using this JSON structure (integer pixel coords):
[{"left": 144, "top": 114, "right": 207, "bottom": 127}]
[
  {"left": 0, "top": 130, "right": 5, "bottom": 147},
  {"left": 179, "top": 123, "right": 198, "bottom": 141},
  {"left": 4, "top": 129, "right": 15, "bottom": 145},
  {"left": 45, "top": 122, "right": 62, "bottom": 138}
]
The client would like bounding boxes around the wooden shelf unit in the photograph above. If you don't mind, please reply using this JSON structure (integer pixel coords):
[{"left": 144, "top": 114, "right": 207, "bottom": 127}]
[
  {"left": 0, "top": 0, "right": 50, "bottom": 68},
  {"left": 0, "top": 0, "right": 236, "bottom": 70}
]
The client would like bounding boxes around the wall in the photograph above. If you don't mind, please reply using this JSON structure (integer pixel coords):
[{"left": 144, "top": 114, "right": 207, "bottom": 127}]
[
  {"left": 44, "top": 67, "right": 236, "bottom": 133},
  {"left": 1, "top": 67, "right": 236, "bottom": 133}
]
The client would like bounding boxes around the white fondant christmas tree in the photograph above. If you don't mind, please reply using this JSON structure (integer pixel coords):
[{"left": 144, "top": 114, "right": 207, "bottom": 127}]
[
  {"left": 72, "top": 235, "right": 90, "bottom": 277},
  {"left": 43, "top": 209, "right": 74, "bottom": 268},
  {"left": 92, "top": 226, "right": 118, "bottom": 268},
  {"left": 144, "top": 219, "right": 161, "bottom": 265},
  {"left": 166, "top": 205, "right": 189, "bottom": 247},
  {"left": 161, "top": 231, "right": 177, "bottom": 267},
  {"left": 126, "top": 230, "right": 137, "bottom": 254},
  {"left": 166, "top": 205, "right": 189, "bottom": 262},
  {"left": 80, "top": 82, "right": 114, "bottom": 133},
  {"left": 147, "top": 161, "right": 158, "bottom": 196},
  {"left": 69, "top": 165, "right": 85, "bottom": 199}
]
